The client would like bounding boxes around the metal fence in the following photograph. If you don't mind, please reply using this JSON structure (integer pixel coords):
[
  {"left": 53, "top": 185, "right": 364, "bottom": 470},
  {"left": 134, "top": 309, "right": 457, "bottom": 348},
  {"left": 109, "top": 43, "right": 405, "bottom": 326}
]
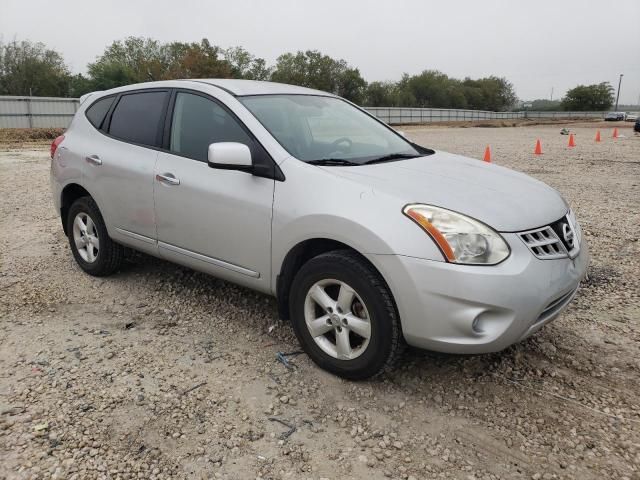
[
  {"left": 0, "top": 96, "right": 80, "bottom": 128},
  {"left": 0, "top": 95, "right": 607, "bottom": 129},
  {"left": 366, "top": 107, "right": 605, "bottom": 124}
]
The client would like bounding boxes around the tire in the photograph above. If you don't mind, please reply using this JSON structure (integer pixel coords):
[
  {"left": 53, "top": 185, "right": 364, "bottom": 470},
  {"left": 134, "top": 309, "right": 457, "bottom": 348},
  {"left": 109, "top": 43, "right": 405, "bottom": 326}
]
[
  {"left": 289, "top": 250, "right": 403, "bottom": 380},
  {"left": 66, "top": 196, "right": 124, "bottom": 276}
]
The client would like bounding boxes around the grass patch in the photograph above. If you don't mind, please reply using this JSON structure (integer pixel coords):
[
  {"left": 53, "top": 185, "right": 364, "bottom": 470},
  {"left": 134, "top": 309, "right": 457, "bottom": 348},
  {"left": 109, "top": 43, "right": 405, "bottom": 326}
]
[{"left": 0, "top": 128, "right": 65, "bottom": 144}]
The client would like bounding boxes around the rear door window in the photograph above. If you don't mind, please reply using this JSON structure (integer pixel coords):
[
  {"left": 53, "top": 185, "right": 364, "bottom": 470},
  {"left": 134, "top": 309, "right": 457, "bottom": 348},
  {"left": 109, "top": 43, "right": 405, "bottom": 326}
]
[
  {"left": 108, "top": 91, "right": 168, "bottom": 147},
  {"left": 85, "top": 96, "right": 115, "bottom": 129}
]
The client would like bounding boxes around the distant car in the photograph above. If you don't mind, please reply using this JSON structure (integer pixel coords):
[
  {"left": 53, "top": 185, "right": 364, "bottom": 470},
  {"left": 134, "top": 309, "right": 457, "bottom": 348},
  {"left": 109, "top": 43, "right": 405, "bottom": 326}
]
[
  {"left": 605, "top": 112, "right": 626, "bottom": 121},
  {"left": 624, "top": 113, "right": 638, "bottom": 122},
  {"left": 634, "top": 117, "right": 640, "bottom": 133}
]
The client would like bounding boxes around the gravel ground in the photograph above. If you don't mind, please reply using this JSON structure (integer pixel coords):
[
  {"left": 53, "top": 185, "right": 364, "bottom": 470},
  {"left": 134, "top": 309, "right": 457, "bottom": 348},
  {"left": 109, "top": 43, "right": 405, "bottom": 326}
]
[{"left": 0, "top": 123, "right": 638, "bottom": 480}]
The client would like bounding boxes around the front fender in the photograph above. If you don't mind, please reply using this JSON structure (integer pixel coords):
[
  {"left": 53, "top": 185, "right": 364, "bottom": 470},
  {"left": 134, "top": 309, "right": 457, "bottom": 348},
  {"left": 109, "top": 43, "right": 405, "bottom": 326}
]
[{"left": 271, "top": 159, "right": 445, "bottom": 292}]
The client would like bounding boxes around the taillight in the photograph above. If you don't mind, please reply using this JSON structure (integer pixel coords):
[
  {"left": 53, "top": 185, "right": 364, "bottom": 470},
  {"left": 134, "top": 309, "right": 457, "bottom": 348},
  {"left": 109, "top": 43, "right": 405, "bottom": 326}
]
[{"left": 50, "top": 135, "right": 65, "bottom": 159}]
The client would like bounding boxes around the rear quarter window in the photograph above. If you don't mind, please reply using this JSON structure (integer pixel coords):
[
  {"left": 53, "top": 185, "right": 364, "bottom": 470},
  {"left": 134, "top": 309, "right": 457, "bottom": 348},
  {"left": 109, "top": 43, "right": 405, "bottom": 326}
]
[
  {"left": 85, "top": 96, "right": 115, "bottom": 129},
  {"left": 108, "top": 91, "right": 168, "bottom": 147}
]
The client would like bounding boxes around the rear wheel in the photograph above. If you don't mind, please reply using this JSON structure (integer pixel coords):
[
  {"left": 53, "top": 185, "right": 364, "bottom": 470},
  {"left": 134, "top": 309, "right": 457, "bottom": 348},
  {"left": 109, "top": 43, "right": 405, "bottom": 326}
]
[
  {"left": 66, "top": 196, "right": 123, "bottom": 276},
  {"left": 289, "top": 250, "right": 403, "bottom": 379}
]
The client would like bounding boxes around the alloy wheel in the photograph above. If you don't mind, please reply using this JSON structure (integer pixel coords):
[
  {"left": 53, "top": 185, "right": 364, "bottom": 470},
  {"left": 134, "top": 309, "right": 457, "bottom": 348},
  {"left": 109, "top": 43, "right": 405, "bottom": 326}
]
[
  {"left": 72, "top": 212, "right": 100, "bottom": 263},
  {"left": 303, "top": 279, "right": 372, "bottom": 360}
]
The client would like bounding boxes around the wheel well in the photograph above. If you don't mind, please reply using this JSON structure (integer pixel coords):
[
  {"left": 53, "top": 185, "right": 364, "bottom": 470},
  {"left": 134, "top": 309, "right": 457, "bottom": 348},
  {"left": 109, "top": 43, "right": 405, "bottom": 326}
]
[
  {"left": 60, "top": 184, "right": 91, "bottom": 235},
  {"left": 276, "top": 238, "right": 380, "bottom": 320}
]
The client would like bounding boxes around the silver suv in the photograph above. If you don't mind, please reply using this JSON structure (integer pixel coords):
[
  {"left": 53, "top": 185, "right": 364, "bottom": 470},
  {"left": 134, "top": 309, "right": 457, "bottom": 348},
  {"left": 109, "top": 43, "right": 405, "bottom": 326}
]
[{"left": 50, "top": 80, "right": 589, "bottom": 379}]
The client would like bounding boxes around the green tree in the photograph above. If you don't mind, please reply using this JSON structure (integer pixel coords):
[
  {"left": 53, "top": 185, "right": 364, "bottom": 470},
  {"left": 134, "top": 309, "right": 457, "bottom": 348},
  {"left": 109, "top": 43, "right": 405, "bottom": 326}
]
[
  {"left": 67, "top": 73, "right": 93, "bottom": 97},
  {"left": 87, "top": 37, "right": 233, "bottom": 90},
  {"left": 364, "top": 81, "right": 398, "bottom": 106},
  {"left": 163, "top": 39, "right": 232, "bottom": 79},
  {"left": 87, "top": 37, "right": 163, "bottom": 89},
  {"left": 336, "top": 67, "right": 366, "bottom": 104},
  {"left": 561, "top": 83, "right": 614, "bottom": 111},
  {"left": 462, "top": 76, "right": 516, "bottom": 111},
  {"left": 0, "top": 39, "right": 71, "bottom": 96},
  {"left": 223, "top": 47, "right": 270, "bottom": 80},
  {"left": 395, "top": 74, "right": 417, "bottom": 107},
  {"left": 270, "top": 50, "right": 367, "bottom": 103},
  {"left": 404, "top": 70, "right": 453, "bottom": 107}
]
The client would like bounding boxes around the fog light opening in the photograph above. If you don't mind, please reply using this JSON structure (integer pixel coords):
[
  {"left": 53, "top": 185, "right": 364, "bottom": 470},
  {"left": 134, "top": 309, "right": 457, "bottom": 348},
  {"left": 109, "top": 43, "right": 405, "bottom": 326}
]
[{"left": 472, "top": 316, "right": 483, "bottom": 334}]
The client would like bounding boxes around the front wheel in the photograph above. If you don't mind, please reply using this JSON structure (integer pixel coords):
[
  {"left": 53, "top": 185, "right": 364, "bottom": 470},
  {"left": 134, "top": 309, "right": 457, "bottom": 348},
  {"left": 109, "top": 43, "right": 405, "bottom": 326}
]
[{"left": 289, "top": 250, "right": 403, "bottom": 379}]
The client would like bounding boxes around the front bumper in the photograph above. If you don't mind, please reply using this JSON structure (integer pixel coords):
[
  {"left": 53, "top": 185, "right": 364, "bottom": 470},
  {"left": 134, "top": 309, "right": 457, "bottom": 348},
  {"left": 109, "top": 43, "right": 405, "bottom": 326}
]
[{"left": 367, "top": 233, "right": 589, "bottom": 354}]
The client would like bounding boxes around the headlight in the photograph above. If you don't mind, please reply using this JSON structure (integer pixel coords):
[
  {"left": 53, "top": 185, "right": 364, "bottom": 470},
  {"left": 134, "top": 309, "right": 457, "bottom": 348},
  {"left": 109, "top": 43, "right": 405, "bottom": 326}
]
[{"left": 403, "top": 204, "right": 510, "bottom": 265}]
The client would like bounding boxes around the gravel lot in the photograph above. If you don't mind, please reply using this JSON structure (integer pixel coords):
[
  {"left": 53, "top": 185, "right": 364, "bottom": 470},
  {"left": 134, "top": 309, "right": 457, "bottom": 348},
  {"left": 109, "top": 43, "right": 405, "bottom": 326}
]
[{"left": 1, "top": 123, "right": 638, "bottom": 480}]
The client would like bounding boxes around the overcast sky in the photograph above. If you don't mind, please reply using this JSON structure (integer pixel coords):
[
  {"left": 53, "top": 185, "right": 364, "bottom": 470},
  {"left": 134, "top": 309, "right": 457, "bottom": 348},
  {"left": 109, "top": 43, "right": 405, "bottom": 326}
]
[{"left": 2, "top": 0, "right": 639, "bottom": 103}]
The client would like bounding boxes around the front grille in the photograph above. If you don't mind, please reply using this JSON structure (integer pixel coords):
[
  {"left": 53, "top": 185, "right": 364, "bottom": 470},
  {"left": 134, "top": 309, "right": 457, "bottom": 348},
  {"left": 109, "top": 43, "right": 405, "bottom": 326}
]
[
  {"left": 518, "top": 225, "right": 567, "bottom": 259},
  {"left": 535, "top": 287, "right": 579, "bottom": 324},
  {"left": 518, "top": 211, "right": 581, "bottom": 260}
]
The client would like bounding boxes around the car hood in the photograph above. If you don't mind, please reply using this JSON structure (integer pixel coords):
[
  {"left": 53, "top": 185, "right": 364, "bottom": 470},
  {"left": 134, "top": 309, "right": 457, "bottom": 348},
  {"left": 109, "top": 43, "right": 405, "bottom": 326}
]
[{"left": 325, "top": 151, "right": 568, "bottom": 232}]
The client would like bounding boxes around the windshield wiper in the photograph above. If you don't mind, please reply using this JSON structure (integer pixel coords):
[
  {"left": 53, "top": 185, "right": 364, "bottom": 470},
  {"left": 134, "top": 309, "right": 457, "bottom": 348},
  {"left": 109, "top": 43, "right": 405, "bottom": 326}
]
[
  {"left": 307, "top": 158, "right": 360, "bottom": 166},
  {"left": 363, "top": 153, "right": 420, "bottom": 165}
]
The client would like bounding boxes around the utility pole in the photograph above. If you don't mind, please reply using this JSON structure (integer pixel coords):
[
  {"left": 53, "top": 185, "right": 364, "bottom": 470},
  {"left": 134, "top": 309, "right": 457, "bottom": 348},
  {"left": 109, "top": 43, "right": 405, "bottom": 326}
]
[
  {"left": 550, "top": 87, "right": 554, "bottom": 101},
  {"left": 614, "top": 74, "right": 623, "bottom": 111}
]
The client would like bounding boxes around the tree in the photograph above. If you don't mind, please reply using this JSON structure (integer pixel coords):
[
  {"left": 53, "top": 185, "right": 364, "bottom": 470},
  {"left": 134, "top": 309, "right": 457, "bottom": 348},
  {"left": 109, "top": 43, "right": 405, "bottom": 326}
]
[
  {"left": 270, "top": 50, "right": 367, "bottom": 103},
  {"left": 462, "top": 76, "right": 516, "bottom": 111},
  {"left": 394, "top": 74, "right": 417, "bottom": 107},
  {"left": 0, "top": 39, "right": 71, "bottom": 96},
  {"left": 87, "top": 37, "right": 164, "bottom": 89},
  {"left": 402, "top": 70, "right": 458, "bottom": 108},
  {"left": 163, "top": 39, "right": 232, "bottom": 79},
  {"left": 336, "top": 67, "right": 366, "bottom": 104},
  {"left": 364, "top": 81, "right": 398, "bottom": 106},
  {"left": 223, "top": 47, "right": 270, "bottom": 80},
  {"left": 87, "top": 37, "right": 233, "bottom": 90},
  {"left": 67, "top": 73, "right": 93, "bottom": 97},
  {"left": 561, "top": 83, "right": 614, "bottom": 111},
  {"left": 1, "top": 36, "right": 525, "bottom": 111}
]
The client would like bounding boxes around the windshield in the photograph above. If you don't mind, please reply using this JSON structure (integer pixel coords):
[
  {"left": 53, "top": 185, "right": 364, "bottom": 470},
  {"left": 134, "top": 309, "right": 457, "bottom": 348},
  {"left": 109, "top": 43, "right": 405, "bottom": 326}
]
[{"left": 239, "top": 94, "right": 424, "bottom": 164}]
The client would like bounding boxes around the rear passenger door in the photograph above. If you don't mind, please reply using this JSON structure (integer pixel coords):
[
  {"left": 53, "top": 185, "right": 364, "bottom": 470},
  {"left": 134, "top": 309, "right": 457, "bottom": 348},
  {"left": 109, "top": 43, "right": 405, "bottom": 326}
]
[
  {"left": 84, "top": 90, "right": 169, "bottom": 254},
  {"left": 153, "top": 90, "right": 275, "bottom": 292}
]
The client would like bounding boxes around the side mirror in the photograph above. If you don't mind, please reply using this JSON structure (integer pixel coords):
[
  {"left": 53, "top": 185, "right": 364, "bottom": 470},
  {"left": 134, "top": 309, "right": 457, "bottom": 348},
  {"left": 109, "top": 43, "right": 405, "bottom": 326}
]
[{"left": 207, "top": 142, "right": 252, "bottom": 172}]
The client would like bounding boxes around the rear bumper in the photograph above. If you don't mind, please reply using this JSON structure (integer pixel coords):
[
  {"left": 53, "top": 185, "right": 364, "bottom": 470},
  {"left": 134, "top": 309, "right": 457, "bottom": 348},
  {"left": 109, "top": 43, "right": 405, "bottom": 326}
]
[{"left": 367, "top": 233, "right": 589, "bottom": 354}]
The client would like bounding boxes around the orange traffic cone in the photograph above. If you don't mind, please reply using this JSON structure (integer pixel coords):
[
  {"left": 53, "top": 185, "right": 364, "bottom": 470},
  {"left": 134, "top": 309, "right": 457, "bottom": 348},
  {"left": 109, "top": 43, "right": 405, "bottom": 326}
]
[
  {"left": 613, "top": 128, "right": 619, "bottom": 139},
  {"left": 483, "top": 145, "right": 491, "bottom": 163},
  {"left": 595, "top": 130, "right": 601, "bottom": 142},
  {"left": 534, "top": 139, "right": 543, "bottom": 155},
  {"left": 568, "top": 133, "right": 576, "bottom": 147}
]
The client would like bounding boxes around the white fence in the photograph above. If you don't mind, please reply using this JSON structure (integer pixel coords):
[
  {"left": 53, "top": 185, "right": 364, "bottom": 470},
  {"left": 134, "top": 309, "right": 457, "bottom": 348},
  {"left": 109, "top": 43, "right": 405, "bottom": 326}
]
[
  {"left": 0, "top": 95, "right": 607, "bottom": 129},
  {"left": 0, "top": 96, "right": 80, "bottom": 128},
  {"left": 366, "top": 107, "right": 606, "bottom": 124}
]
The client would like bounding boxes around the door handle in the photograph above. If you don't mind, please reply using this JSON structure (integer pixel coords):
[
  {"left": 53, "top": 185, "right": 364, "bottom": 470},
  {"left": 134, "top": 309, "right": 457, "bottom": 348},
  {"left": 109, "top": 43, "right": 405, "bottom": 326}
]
[
  {"left": 156, "top": 173, "right": 180, "bottom": 186},
  {"left": 85, "top": 155, "right": 102, "bottom": 166}
]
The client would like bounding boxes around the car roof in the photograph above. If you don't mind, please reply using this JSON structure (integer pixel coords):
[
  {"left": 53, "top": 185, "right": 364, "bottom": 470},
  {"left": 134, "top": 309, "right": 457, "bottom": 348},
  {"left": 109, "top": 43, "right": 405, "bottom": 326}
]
[
  {"left": 192, "top": 79, "right": 334, "bottom": 97},
  {"left": 84, "top": 79, "right": 335, "bottom": 103},
  {"left": 80, "top": 79, "right": 336, "bottom": 106}
]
